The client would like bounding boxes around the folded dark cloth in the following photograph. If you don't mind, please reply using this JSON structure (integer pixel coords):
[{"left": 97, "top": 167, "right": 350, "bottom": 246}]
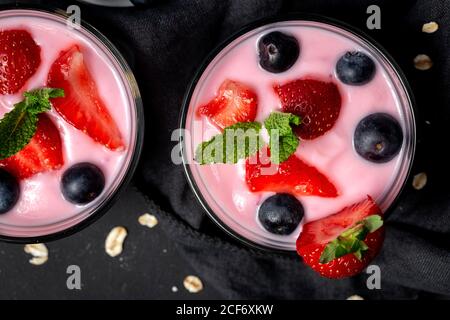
[{"left": 19, "top": 0, "right": 450, "bottom": 299}]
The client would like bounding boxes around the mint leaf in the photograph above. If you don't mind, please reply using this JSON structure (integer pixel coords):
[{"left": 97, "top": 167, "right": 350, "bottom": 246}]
[
  {"left": 0, "top": 88, "right": 64, "bottom": 160},
  {"left": 195, "top": 122, "right": 262, "bottom": 164},
  {"left": 319, "top": 214, "right": 384, "bottom": 264},
  {"left": 0, "top": 103, "right": 38, "bottom": 160},
  {"left": 264, "top": 112, "right": 300, "bottom": 135},
  {"left": 195, "top": 135, "right": 225, "bottom": 164},
  {"left": 269, "top": 131, "right": 299, "bottom": 164},
  {"left": 195, "top": 112, "right": 301, "bottom": 165},
  {"left": 264, "top": 112, "right": 301, "bottom": 164},
  {"left": 23, "top": 88, "right": 64, "bottom": 115}
]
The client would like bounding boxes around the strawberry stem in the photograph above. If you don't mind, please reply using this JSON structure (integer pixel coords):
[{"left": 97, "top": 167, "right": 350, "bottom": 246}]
[{"left": 319, "top": 215, "right": 383, "bottom": 264}]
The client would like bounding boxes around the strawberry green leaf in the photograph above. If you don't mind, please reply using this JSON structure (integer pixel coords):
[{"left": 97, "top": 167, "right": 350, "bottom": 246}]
[
  {"left": 363, "top": 215, "right": 383, "bottom": 233},
  {"left": 319, "top": 214, "right": 383, "bottom": 264},
  {"left": 320, "top": 240, "right": 339, "bottom": 264},
  {"left": 353, "top": 249, "right": 362, "bottom": 261}
]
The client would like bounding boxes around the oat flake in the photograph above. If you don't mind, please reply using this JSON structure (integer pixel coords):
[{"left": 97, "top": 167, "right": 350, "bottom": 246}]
[
  {"left": 29, "top": 256, "right": 48, "bottom": 265},
  {"left": 183, "top": 275, "right": 203, "bottom": 293},
  {"left": 24, "top": 243, "right": 48, "bottom": 265},
  {"left": 138, "top": 213, "right": 158, "bottom": 228},
  {"left": 105, "top": 226, "right": 128, "bottom": 257},
  {"left": 414, "top": 54, "right": 433, "bottom": 70},
  {"left": 422, "top": 22, "right": 439, "bottom": 33},
  {"left": 347, "top": 295, "right": 364, "bottom": 300},
  {"left": 412, "top": 172, "right": 427, "bottom": 190}
]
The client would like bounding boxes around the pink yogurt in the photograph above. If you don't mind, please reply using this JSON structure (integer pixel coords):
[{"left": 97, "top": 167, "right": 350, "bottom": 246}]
[
  {"left": 0, "top": 10, "right": 139, "bottom": 238},
  {"left": 184, "top": 20, "right": 415, "bottom": 250}
]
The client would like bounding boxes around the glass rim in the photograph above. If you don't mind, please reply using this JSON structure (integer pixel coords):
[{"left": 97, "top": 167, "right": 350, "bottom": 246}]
[
  {"left": 179, "top": 13, "right": 417, "bottom": 253},
  {"left": 0, "top": 7, "right": 145, "bottom": 243}
]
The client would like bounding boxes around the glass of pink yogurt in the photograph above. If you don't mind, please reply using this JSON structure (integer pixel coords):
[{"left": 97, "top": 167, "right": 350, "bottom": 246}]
[
  {"left": 181, "top": 16, "right": 415, "bottom": 252},
  {"left": 0, "top": 8, "right": 143, "bottom": 242}
]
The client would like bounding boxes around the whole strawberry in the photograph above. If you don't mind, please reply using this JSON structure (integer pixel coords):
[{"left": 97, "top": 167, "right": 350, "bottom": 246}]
[
  {"left": 0, "top": 30, "right": 41, "bottom": 95},
  {"left": 296, "top": 196, "right": 385, "bottom": 278}
]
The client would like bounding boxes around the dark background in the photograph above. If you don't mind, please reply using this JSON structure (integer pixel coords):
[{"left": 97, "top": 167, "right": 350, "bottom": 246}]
[
  {"left": 1, "top": 0, "right": 450, "bottom": 299},
  {"left": 0, "top": 186, "right": 222, "bottom": 299},
  {"left": 0, "top": 0, "right": 222, "bottom": 299}
]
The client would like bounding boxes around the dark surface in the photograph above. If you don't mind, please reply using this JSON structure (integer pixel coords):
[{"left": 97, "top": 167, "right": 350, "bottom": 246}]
[
  {"left": 0, "top": 0, "right": 450, "bottom": 300},
  {"left": 126, "top": 0, "right": 450, "bottom": 299},
  {"left": 0, "top": 186, "right": 222, "bottom": 299},
  {"left": 0, "top": 0, "right": 221, "bottom": 300}
]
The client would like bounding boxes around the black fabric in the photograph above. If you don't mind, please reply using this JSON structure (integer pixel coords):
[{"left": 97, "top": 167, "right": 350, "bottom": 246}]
[{"left": 25, "top": 0, "right": 450, "bottom": 299}]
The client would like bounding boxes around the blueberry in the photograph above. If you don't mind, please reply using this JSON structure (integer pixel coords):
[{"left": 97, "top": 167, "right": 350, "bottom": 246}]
[
  {"left": 336, "top": 51, "right": 376, "bottom": 85},
  {"left": 258, "top": 193, "right": 304, "bottom": 235},
  {"left": 258, "top": 31, "right": 300, "bottom": 73},
  {"left": 354, "top": 113, "right": 403, "bottom": 163},
  {"left": 0, "top": 169, "right": 19, "bottom": 214},
  {"left": 61, "top": 163, "right": 105, "bottom": 205}
]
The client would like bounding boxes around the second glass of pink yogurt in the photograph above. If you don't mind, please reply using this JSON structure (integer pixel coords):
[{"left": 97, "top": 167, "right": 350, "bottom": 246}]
[
  {"left": 0, "top": 8, "right": 143, "bottom": 242},
  {"left": 181, "top": 16, "right": 415, "bottom": 255}
]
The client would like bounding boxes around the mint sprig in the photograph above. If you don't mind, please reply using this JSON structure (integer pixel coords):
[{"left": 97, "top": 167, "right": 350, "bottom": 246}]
[
  {"left": 195, "top": 122, "right": 263, "bottom": 164},
  {"left": 319, "top": 215, "right": 384, "bottom": 264},
  {"left": 264, "top": 112, "right": 301, "bottom": 164},
  {"left": 195, "top": 112, "right": 302, "bottom": 165},
  {"left": 0, "top": 88, "right": 64, "bottom": 160}
]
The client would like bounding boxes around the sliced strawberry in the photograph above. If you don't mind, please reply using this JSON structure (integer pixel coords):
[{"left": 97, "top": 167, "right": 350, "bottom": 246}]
[
  {"left": 273, "top": 78, "right": 341, "bottom": 140},
  {"left": 0, "top": 114, "right": 64, "bottom": 179},
  {"left": 47, "top": 45, "right": 124, "bottom": 150},
  {"left": 297, "top": 196, "right": 384, "bottom": 279},
  {"left": 0, "top": 29, "right": 41, "bottom": 95},
  {"left": 245, "top": 147, "right": 338, "bottom": 197},
  {"left": 197, "top": 79, "right": 257, "bottom": 129}
]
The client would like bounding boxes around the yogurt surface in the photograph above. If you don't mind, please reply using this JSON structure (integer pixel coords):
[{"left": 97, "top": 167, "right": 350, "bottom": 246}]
[
  {"left": 185, "top": 21, "right": 413, "bottom": 250},
  {"left": 0, "top": 11, "right": 133, "bottom": 231}
]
